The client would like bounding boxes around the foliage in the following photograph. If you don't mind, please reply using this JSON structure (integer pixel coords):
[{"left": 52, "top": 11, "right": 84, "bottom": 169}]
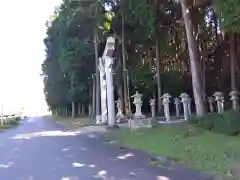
[
  {"left": 161, "top": 72, "right": 187, "bottom": 97},
  {"left": 42, "top": 0, "right": 100, "bottom": 112},
  {"left": 43, "top": 0, "right": 240, "bottom": 116},
  {"left": 214, "top": 0, "right": 240, "bottom": 33},
  {"left": 189, "top": 111, "right": 240, "bottom": 136},
  {"left": 105, "top": 124, "right": 240, "bottom": 176}
]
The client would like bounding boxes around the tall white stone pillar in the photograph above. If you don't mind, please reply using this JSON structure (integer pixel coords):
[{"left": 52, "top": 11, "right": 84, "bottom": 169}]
[
  {"left": 105, "top": 56, "right": 116, "bottom": 126},
  {"left": 99, "top": 58, "right": 108, "bottom": 124}
]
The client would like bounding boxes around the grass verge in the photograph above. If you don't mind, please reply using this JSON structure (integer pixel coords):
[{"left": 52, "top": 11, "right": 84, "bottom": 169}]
[
  {"left": 47, "top": 115, "right": 96, "bottom": 130},
  {"left": 105, "top": 123, "right": 240, "bottom": 178},
  {"left": 0, "top": 118, "right": 19, "bottom": 130}
]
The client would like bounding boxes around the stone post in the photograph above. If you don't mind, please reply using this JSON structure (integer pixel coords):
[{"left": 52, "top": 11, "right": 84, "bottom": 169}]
[
  {"left": 187, "top": 97, "right": 192, "bottom": 115},
  {"left": 207, "top": 96, "right": 214, "bottom": 113},
  {"left": 213, "top": 92, "right": 224, "bottom": 114},
  {"left": 131, "top": 91, "right": 145, "bottom": 119},
  {"left": 161, "top": 93, "right": 171, "bottom": 122},
  {"left": 150, "top": 98, "right": 156, "bottom": 119},
  {"left": 88, "top": 103, "right": 92, "bottom": 116},
  {"left": 116, "top": 99, "right": 125, "bottom": 123},
  {"left": 81, "top": 105, "right": 85, "bottom": 116},
  {"left": 148, "top": 98, "right": 156, "bottom": 128},
  {"left": 229, "top": 91, "right": 239, "bottom": 111},
  {"left": 174, "top": 98, "right": 180, "bottom": 117},
  {"left": 180, "top": 93, "right": 189, "bottom": 120}
]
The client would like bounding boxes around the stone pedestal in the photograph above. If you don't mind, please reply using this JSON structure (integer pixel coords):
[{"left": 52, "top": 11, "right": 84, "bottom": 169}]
[
  {"left": 88, "top": 103, "right": 92, "bottom": 116},
  {"left": 180, "top": 93, "right": 190, "bottom": 120},
  {"left": 131, "top": 91, "right": 145, "bottom": 119},
  {"left": 115, "top": 99, "right": 125, "bottom": 123},
  {"left": 213, "top": 92, "right": 224, "bottom": 114},
  {"left": 174, "top": 98, "right": 180, "bottom": 117},
  {"left": 150, "top": 98, "right": 156, "bottom": 119},
  {"left": 161, "top": 93, "right": 171, "bottom": 122},
  {"left": 207, "top": 96, "right": 214, "bottom": 113},
  {"left": 229, "top": 91, "right": 239, "bottom": 111}
]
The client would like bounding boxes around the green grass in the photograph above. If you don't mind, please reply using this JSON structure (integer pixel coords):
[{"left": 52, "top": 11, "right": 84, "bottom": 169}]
[
  {"left": 0, "top": 118, "right": 19, "bottom": 130},
  {"left": 47, "top": 115, "right": 96, "bottom": 129},
  {"left": 105, "top": 123, "right": 240, "bottom": 177}
]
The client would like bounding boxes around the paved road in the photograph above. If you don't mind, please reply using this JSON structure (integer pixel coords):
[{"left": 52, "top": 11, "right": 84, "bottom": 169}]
[{"left": 0, "top": 117, "right": 212, "bottom": 180}]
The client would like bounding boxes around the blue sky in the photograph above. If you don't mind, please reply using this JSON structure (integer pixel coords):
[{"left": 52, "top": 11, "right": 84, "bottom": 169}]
[{"left": 0, "top": 0, "right": 62, "bottom": 114}]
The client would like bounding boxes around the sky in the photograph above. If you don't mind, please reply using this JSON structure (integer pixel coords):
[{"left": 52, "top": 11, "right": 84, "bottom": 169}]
[{"left": 0, "top": 0, "right": 62, "bottom": 115}]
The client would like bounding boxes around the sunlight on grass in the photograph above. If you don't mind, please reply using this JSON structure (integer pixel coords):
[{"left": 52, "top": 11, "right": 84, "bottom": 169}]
[
  {"left": 0, "top": 118, "right": 19, "bottom": 130},
  {"left": 47, "top": 116, "right": 96, "bottom": 129},
  {"left": 105, "top": 123, "right": 240, "bottom": 177}
]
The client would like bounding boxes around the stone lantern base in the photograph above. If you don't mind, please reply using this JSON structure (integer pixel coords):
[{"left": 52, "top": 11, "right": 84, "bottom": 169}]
[
  {"left": 133, "top": 114, "right": 145, "bottom": 120},
  {"left": 116, "top": 113, "right": 126, "bottom": 123}
]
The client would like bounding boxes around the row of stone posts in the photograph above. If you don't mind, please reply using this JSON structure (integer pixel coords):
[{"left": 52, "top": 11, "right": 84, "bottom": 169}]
[
  {"left": 115, "top": 91, "right": 193, "bottom": 123},
  {"left": 208, "top": 91, "right": 239, "bottom": 114},
  {"left": 115, "top": 90, "right": 240, "bottom": 125}
]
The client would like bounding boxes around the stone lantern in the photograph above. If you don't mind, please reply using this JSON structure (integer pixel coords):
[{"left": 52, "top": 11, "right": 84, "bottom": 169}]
[
  {"left": 174, "top": 98, "right": 181, "bottom": 117},
  {"left": 131, "top": 91, "right": 145, "bottom": 119},
  {"left": 149, "top": 98, "right": 156, "bottom": 119},
  {"left": 229, "top": 91, "right": 239, "bottom": 111},
  {"left": 213, "top": 92, "right": 224, "bottom": 114},
  {"left": 207, "top": 96, "right": 214, "bottom": 113},
  {"left": 161, "top": 93, "right": 171, "bottom": 122},
  {"left": 115, "top": 99, "right": 125, "bottom": 123},
  {"left": 180, "top": 93, "right": 190, "bottom": 120}
]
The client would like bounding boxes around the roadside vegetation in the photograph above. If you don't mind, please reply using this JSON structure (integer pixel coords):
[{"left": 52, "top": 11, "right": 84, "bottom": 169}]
[
  {"left": 48, "top": 116, "right": 96, "bottom": 130},
  {"left": 106, "top": 111, "right": 240, "bottom": 179}
]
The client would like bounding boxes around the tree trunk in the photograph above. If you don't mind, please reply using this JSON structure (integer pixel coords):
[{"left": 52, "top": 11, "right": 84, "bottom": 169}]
[
  {"left": 70, "top": 77, "right": 75, "bottom": 118},
  {"left": 82, "top": 105, "right": 85, "bottom": 116},
  {"left": 148, "top": 50, "right": 156, "bottom": 100},
  {"left": 116, "top": 82, "right": 124, "bottom": 113},
  {"left": 180, "top": 0, "right": 205, "bottom": 116},
  {"left": 155, "top": 0, "right": 162, "bottom": 114},
  {"left": 121, "top": 11, "right": 129, "bottom": 116},
  {"left": 92, "top": 74, "right": 96, "bottom": 116},
  {"left": 202, "top": 58, "right": 206, "bottom": 96},
  {"left": 78, "top": 104, "right": 81, "bottom": 116},
  {"left": 71, "top": 102, "right": 75, "bottom": 118},
  {"left": 230, "top": 33, "right": 237, "bottom": 91},
  {"left": 94, "top": 28, "right": 101, "bottom": 122},
  {"left": 155, "top": 39, "right": 162, "bottom": 113},
  {"left": 65, "top": 107, "right": 68, "bottom": 117}
]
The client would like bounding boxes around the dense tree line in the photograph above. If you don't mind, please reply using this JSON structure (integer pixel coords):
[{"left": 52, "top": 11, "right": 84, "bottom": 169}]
[{"left": 42, "top": 0, "right": 240, "bottom": 118}]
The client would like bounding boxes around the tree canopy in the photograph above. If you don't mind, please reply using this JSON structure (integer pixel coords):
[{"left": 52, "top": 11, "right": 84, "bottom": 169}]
[{"left": 42, "top": 0, "right": 240, "bottom": 116}]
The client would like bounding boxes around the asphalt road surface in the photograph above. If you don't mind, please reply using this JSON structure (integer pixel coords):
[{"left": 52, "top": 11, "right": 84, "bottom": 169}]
[{"left": 0, "top": 117, "right": 212, "bottom": 180}]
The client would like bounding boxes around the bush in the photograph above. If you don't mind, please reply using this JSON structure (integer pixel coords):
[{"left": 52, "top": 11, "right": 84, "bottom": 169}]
[
  {"left": 215, "top": 110, "right": 240, "bottom": 135},
  {"left": 15, "top": 116, "right": 21, "bottom": 121},
  {"left": 189, "top": 113, "right": 219, "bottom": 130},
  {"left": 189, "top": 111, "right": 240, "bottom": 136},
  {"left": 8, "top": 120, "right": 19, "bottom": 126}
]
